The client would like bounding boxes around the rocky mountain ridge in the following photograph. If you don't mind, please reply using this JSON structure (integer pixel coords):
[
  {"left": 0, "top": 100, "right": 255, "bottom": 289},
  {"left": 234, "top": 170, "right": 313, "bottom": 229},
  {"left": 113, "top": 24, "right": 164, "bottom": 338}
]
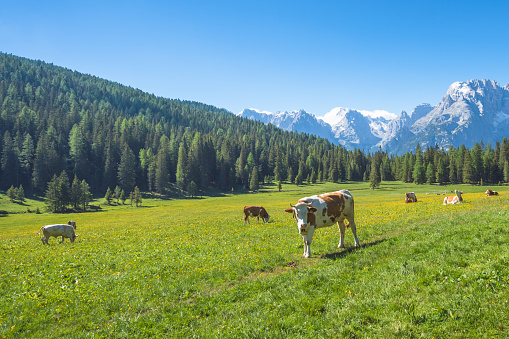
[{"left": 237, "top": 79, "right": 509, "bottom": 154}]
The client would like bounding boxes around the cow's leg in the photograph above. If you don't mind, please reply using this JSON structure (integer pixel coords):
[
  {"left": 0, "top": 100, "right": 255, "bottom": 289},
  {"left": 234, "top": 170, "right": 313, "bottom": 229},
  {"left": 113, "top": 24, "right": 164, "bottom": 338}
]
[
  {"left": 303, "top": 228, "right": 315, "bottom": 258},
  {"left": 337, "top": 221, "right": 346, "bottom": 248},
  {"left": 42, "top": 231, "right": 49, "bottom": 245},
  {"left": 244, "top": 215, "right": 249, "bottom": 224},
  {"left": 349, "top": 219, "right": 360, "bottom": 247}
]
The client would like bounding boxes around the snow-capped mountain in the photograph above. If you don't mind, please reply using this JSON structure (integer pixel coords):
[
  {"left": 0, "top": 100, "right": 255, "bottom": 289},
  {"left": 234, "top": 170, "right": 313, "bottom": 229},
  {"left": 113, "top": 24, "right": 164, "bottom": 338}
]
[
  {"left": 237, "top": 109, "right": 335, "bottom": 141},
  {"left": 320, "top": 107, "right": 394, "bottom": 149},
  {"left": 238, "top": 79, "right": 509, "bottom": 154},
  {"left": 386, "top": 79, "right": 509, "bottom": 154}
]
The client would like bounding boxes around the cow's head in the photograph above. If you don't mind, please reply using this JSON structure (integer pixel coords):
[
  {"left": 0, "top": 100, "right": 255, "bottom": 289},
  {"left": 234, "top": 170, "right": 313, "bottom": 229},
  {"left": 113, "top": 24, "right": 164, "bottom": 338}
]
[
  {"left": 260, "top": 209, "right": 270, "bottom": 223},
  {"left": 68, "top": 220, "right": 77, "bottom": 229},
  {"left": 285, "top": 202, "right": 317, "bottom": 235}
]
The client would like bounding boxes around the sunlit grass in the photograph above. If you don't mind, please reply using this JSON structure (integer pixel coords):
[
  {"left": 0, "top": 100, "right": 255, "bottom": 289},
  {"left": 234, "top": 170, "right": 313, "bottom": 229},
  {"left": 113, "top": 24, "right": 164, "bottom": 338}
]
[{"left": 1, "top": 182, "right": 508, "bottom": 337}]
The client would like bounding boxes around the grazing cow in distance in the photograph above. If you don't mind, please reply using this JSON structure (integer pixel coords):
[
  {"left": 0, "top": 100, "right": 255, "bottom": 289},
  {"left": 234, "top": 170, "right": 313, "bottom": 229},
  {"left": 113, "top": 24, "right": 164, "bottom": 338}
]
[
  {"left": 485, "top": 189, "right": 499, "bottom": 196},
  {"left": 38, "top": 221, "right": 78, "bottom": 245},
  {"left": 405, "top": 192, "right": 417, "bottom": 203},
  {"left": 243, "top": 206, "right": 270, "bottom": 224},
  {"left": 285, "top": 189, "right": 359, "bottom": 258},
  {"left": 443, "top": 190, "right": 463, "bottom": 205}
]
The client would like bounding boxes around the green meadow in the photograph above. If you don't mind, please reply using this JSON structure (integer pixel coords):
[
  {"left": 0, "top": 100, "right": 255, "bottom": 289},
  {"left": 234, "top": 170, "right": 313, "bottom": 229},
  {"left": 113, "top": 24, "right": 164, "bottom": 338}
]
[{"left": 1, "top": 182, "right": 508, "bottom": 338}]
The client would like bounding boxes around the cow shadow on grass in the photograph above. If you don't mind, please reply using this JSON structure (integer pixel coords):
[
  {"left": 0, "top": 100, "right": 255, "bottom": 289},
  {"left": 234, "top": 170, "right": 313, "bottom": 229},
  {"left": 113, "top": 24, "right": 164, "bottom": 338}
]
[{"left": 321, "top": 239, "right": 386, "bottom": 260}]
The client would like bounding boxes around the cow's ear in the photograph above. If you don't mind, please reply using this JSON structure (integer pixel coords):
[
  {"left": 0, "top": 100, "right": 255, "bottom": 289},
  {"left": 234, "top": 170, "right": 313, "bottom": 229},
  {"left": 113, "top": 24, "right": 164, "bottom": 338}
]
[
  {"left": 308, "top": 206, "right": 318, "bottom": 213},
  {"left": 284, "top": 208, "right": 294, "bottom": 213}
]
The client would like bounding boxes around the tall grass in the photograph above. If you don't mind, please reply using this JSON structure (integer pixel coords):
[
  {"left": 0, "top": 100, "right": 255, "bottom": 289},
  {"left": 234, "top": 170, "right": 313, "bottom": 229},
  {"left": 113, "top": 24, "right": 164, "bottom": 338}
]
[{"left": 1, "top": 182, "right": 508, "bottom": 337}]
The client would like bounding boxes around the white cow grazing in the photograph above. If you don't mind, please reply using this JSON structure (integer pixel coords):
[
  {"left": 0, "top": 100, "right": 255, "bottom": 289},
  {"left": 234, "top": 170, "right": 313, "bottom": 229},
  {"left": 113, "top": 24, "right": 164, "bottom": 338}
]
[
  {"left": 285, "top": 189, "right": 359, "bottom": 258},
  {"left": 443, "top": 190, "right": 463, "bottom": 205},
  {"left": 38, "top": 221, "right": 78, "bottom": 245}
]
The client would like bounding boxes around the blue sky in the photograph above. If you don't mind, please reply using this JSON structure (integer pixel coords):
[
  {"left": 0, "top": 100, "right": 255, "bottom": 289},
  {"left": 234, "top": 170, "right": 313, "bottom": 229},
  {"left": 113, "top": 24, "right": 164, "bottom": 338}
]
[{"left": 1, "top": 0, "right": 508, "bottom": 117}]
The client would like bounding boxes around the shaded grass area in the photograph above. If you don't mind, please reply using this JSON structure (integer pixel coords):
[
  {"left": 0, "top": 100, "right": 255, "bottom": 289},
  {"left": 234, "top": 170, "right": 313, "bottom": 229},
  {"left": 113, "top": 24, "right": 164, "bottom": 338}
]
[{"left": 0, "top": 182, "right": 508, "bottom": 337}]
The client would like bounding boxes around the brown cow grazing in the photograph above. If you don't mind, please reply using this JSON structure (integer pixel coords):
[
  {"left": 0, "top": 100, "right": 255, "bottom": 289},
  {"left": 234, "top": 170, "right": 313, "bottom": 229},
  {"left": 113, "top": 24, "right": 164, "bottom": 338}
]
[
  {"left": 243, "top": 206, "right": 270, "bottom": 224},
  {"left": 443, "top": 190, "right": 463, "bottom": 205},
  {"left": 405, "top": 192, "right": 417, "bottom": 203},
  {"left": 485, "top": 189, "right": 499, "bottom": 196},
  {"left": 38, "top": 221, "right": 78, "bottom": 245},
  {"left": 285, "top": 189, "right": 359, "bottom": 258}
]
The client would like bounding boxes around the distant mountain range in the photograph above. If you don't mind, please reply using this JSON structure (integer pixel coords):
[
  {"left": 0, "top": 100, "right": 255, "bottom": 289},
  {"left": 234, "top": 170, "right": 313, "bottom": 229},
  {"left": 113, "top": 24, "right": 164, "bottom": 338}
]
[{"left": 237, "top": 79, "right": 509, "bottom": 154}]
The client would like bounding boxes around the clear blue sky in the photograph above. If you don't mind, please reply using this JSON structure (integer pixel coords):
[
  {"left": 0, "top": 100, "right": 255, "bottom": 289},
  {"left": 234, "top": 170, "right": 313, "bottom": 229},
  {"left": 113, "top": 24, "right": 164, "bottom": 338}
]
[{"left": 1, "top": 0, "right": 508, "bottom": 117}]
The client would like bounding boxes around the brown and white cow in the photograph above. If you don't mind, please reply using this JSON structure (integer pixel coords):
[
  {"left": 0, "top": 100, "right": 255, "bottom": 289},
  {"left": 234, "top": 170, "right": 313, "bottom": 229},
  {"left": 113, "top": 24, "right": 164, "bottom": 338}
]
[
  {"left": 38, "top": 221, "right": 78, "bottom": 245},
  {"left": 485, "top": 189, "right": 499, "bottom": 196},
  {"left": 443, "top": 190, "right": 463, "bottom": 205},
  {"left": 243, "top": 206, "right": 270, "bottom": 224},
  {"left": 285, "top": 189, "right": 359, "bottom": 258},
  {"left": 405, "top": 192, "right": 417, "bottom": 203}
]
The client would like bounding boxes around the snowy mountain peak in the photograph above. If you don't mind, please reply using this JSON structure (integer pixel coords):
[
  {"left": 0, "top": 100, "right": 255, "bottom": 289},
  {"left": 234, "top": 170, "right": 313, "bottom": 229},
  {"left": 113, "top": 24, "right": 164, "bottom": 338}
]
[{"left": 238, "top": 79, "right": 509, "bottom": 154}]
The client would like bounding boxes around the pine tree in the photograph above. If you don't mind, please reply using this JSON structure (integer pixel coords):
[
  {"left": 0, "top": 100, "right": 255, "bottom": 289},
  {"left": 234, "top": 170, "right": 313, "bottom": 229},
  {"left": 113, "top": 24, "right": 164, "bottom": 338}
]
[
  {"left": 16, "top": 185, "right": 25, "bottom": 202},
  {"left": 104, "top": 187, "right": 113, "bottom": 205},
  {"left": 45, "top": 175, "right": 59, "bottom": 212},
  {"left": 176, "top": 141, "right": 188, "bottom": 192},
  {"left": 7, "top": 186, "right": 16, "bottom": 202},
  {"left": 45, "top": 172, "right": 70, "bottom": 213},
  {"left": 69, "top": 124, "right": 88, "bottom": 180},
  {"left": 134, "top": 186, "right": 142, "bottom": 206},
  {"left": 249, "top": 166, "right": 259, "bottom": 191},
  {"left": 462, "top": 152, "right": 474, "bottom": 184},
  {"left": 117, "top": 143, "right": 136, "bottom": 194},
  {"left": 80, "top": 180, "right": 92, "bottom": 211},
  {"left": 120, "top": 189, "right": 126, "bottom": 204},
  {"left": 412, "top": 145, "right": 426, "bottom": 184},
  {"left": 504, "top": 161, "right": 509, "bottom": 183},
  {"left": 435, "top": 158, "right": 446, "bottom": 184},
  {"left": 426, "top": 163, "right": 435, "bottom": 184},
  {"left": 70, "top": 175, "right": 82, "bottom": 209},
  {"left": 188, "top": 181, "right": 198, "bottom": 198},
  {"left": 471, "top": 143, "right": 483, "bottom": 183},
  {"left": 369, "top": 158, "right": 381, "bottom": 189},
  {"left": 155, "top": 146, "right": 169, "bottom": 194},
  {"left": 1, "top": 131, "right": 18, "bottom": 189}
]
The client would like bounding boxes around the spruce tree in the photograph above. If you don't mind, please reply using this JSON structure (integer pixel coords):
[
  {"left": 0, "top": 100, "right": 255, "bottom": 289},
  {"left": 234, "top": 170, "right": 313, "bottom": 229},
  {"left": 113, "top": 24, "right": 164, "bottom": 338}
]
[
  {"left": 117, "top": 143, "right": 136, "bottom": 194},
  {"left": 104, "top": 187, "right": 113, "bottom": 205},
  {"left": 249, "top": 166, "right": 259, "bottom": 191},
  {"left": 188, "top": 181, "right": 198, "bottom": 198},
  {"left": 80, "top": 180, "right": 92, "bottom": 211},
  {"left": 176, "top": 141, "right": 188, "bottom": 192},
  {"left": 463, "top": 152, "right": 474, "bottom": 184},
  {"left": 369, "top": 158, "right": 381, "bottom": 189},
  {"left": 412, "top": 145, "right": 426, "bottom": 184},
  {"left": 426, "top": 163, "right": 435, "bottom": 184}
]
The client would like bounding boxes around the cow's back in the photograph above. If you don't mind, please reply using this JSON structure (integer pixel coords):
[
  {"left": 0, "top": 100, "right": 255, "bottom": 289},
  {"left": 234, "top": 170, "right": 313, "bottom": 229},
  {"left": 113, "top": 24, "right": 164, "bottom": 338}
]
[
  {"left": 41, "top": 224, "right": 76, "bottom": 242},
  {"left": 300, "top": 190, "right": 353, "bottom": 229}
]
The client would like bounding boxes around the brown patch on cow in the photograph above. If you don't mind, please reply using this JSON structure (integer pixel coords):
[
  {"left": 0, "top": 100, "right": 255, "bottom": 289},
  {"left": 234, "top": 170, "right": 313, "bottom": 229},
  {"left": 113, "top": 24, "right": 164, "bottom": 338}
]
[
  {"left": 307, "top": 212, "right": 316, "bottom": 227},
  {"left": 322, "top": 208, "right": 327, "bottom": 216},
  {"left": 330, "top": 217, "right": 336, "bottom": 223},
  {"left": 318, "top": 192, "right": 345, "bottom": 219}
]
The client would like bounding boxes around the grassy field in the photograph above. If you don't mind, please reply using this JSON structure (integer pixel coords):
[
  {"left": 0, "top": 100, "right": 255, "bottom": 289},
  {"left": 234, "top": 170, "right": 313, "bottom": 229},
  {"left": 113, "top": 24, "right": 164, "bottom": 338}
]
[{"left": 1, "top": 182, "right": 508, "bottom": 338}]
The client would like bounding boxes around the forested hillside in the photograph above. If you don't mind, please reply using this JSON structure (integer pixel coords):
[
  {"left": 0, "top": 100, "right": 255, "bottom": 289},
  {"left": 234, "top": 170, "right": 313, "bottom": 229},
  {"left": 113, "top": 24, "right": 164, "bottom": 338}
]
[{"left": 1, "top": 52, "right": 508, "bottom": 201}]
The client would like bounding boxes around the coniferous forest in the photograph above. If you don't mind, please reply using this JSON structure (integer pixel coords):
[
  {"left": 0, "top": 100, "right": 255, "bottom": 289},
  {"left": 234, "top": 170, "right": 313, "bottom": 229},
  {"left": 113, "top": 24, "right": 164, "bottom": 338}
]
[{"left": 1, "top": 52, "right": 509, "bottom": 208}]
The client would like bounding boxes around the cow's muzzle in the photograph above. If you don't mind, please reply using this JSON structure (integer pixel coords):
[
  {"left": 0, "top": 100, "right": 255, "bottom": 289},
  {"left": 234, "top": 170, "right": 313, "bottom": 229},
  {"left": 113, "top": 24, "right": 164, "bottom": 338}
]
[{"left": 299, "top": 224, "right": 308, "bottom": 234}]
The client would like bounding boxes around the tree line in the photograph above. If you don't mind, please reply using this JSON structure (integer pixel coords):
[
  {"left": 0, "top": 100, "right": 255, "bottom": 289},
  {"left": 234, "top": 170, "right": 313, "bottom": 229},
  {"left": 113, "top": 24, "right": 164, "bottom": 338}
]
[{"left": 1, "top": 52, "right": 508, "bottom": 208}]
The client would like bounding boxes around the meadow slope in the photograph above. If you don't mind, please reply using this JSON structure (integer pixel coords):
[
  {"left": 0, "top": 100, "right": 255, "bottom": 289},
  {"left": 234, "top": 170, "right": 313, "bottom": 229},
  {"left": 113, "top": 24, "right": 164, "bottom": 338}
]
[{"left": 1, "top": 182, "right": 508, "bottom": 338}]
